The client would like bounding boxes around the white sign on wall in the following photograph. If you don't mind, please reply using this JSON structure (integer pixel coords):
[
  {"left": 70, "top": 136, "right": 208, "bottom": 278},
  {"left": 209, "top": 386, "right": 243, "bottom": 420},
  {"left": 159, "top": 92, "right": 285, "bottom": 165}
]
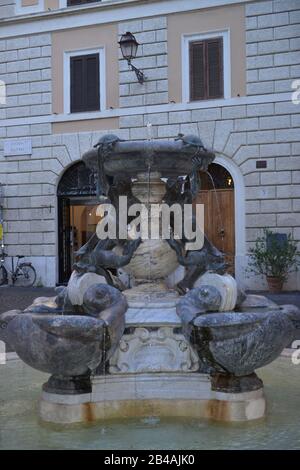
[{"left": 4, "top": 138, "right": 32, "bottom": 156}]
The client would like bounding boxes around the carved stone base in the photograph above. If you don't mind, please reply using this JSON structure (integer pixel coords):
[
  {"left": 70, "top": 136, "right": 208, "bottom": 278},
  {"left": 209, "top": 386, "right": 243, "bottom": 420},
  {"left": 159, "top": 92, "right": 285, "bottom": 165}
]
[
  {"left": 109, "top": 326, "right": 199, "bottom": 373},
  {"left": 39, "top": 373, "right": 266, "bottom": 424},
  {"left": 109, "top": 289, "right": 199, "bottom": 374},
  {"left": 42, "top": 373, "right": 92, "bottom": 395},
  {"left": 124, "top": 282, "right": 179, "bottom": 308},
  {"left": 211, "top": 372, "right": 264, "bottom": 393}
]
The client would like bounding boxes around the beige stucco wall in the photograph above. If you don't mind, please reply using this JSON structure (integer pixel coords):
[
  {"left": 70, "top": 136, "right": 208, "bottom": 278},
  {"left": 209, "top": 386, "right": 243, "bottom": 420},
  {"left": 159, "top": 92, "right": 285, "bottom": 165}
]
[
  {"left": 21, "top": 0, "right": 58, "bottom": 8},
  {"left": 52, "top": 23, "right": 119, "bottom": 121},
  {"left": 168, "top": 4, "right": 246, "bottom": 103},
  {"left": 52, "top": 117, "right": 119, "bottom": 133},
  {"left": 44, "top": 0, "right": 59, "bottom": 10},
  {"left": 22, "top": 0, "right": 39, "bottom": 5}
]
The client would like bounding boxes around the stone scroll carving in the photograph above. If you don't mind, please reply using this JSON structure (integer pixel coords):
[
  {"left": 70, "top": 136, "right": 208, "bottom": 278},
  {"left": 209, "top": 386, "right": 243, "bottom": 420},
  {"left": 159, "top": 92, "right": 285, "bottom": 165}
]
[{"left": 109, "top": 326, "right": 199, "bottom": 374}]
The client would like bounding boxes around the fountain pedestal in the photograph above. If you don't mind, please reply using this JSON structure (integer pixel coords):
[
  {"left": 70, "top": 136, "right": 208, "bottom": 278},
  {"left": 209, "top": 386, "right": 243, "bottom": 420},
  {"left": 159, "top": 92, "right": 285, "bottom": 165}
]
[{"left": 39, "top": 286, "right": 266, "bottom": 424}]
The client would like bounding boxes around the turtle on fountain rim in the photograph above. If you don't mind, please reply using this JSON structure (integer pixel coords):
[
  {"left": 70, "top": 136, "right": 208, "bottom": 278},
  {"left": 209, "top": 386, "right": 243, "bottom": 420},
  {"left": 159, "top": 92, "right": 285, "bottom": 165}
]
[
  {"left": 175, "top": 133, "right": 207, "bottom": 152},
  {"left": 175, "top": 133, "right": 215, "bottom": 173},
  {"left": 84, "top": 134, "right": 124, "bottom": 197},
  {"left": 93, "top": 134, "right": 124, "bottom": 151}
]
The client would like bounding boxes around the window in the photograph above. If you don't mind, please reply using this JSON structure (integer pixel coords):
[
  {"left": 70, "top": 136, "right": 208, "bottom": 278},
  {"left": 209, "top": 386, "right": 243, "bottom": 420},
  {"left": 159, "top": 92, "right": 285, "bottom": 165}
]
[
  {"left": 182, "top": 31, "right": 230, "bottom": 103},
  {"left": 189, "top": 38, "right": 223, "bottom": 101},
  {"left": 70, "top": 53, "right": 100, "bottom": 113},
  {"left": 67, "top": 0, "right": 98, "bottom": 5},
  {"left": 64, "top": 48, "right": 105, "bottom": 114}
]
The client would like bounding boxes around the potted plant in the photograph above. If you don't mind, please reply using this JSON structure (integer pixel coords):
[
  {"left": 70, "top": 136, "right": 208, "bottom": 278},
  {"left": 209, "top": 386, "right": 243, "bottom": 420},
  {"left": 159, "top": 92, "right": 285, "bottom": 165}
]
[{"left": 248, "top": 229, "right": 299, "bottom": 293}]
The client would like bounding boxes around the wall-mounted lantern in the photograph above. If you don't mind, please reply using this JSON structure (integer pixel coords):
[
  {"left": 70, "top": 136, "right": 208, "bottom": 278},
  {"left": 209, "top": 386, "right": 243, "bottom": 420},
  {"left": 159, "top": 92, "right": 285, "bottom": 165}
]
[{"left": 118, "top": 32, "right": 146, "bottom": 84}]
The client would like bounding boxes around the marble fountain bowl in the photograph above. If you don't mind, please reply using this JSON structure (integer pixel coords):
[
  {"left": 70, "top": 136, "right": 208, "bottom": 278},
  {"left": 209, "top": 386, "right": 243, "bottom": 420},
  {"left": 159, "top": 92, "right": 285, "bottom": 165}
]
[
  {"left": 177, "top": 287, "right": 300, "bottom": 392},
  {"left": 4, "top": 284, "right": 127, "bottom": 394},
  {"left": 194, "top": 310, "right": 295, "bottom": 373}
]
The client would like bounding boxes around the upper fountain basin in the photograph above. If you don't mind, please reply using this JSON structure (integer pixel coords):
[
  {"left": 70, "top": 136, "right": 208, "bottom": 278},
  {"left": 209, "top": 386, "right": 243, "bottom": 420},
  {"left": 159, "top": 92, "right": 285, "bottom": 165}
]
[{"left": 82, "top": 139, "right": 215, "bottom": 178}]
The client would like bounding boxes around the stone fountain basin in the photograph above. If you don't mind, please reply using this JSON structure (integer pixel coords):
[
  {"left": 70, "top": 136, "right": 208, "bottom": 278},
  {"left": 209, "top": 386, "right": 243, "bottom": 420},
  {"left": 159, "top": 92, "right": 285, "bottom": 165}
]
[
  {"left": 194, "top": 311, "right": 269, "bottom": 339},
  {"left": 192, "top": 310, "right": 295, "bottom": 377},
  {"left": 6, "top": 314, "right": 107, "bottom": 377},
  {"left": 83, "top": 141, "right": 215, "bottom": 178},
  {"left": 5, "top": 284, "right": 127, "bottom": 379},
  {"left": 2, "top": 283, "right": 127, "bottom": 395}
]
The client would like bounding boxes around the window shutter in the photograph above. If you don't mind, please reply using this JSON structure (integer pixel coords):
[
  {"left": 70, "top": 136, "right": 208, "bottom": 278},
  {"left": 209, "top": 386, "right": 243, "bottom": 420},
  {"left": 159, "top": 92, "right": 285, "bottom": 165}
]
[
  {"left": 67, "top": 0, "right": 96, "bottom": 6},
  {"left": 206, "top": 38, "right": 223, "bottom": 99},
  {"left": 189, "top": 41, "right": 205, "bottom": 101},
  {"left": 189, "top": 37, "right": 224, "bottom": 101},
  {"left": 70, "top": 53, "right": 100, "bottom": 113},
  {"left": 70, "top": 56, "right": 85, "bottom": 113},
  {"left": 86, "top": 54, "right": 100, "bottom": 111}
]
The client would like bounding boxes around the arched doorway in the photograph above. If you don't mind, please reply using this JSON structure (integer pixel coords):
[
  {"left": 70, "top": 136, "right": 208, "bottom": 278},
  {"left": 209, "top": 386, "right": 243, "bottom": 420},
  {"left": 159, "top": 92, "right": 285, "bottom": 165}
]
[
  {"left": 196, "top": 163, "right": 235, "bottom": 274},
  {"left": 57, "top": 162, "right": 100, "bottom": 284}
]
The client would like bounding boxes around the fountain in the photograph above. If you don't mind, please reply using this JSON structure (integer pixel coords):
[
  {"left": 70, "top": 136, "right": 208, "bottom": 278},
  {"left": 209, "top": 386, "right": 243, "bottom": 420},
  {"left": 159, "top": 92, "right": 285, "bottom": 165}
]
[{"left": 1, "top": 133, "right": 299, "bottom": 424}]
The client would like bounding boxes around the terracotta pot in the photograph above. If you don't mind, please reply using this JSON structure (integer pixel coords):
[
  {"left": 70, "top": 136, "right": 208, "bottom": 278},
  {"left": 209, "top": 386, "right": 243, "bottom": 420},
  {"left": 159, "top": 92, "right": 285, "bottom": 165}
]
[{"left": 266, "top": 276, "right": 283, "bottom": 293}]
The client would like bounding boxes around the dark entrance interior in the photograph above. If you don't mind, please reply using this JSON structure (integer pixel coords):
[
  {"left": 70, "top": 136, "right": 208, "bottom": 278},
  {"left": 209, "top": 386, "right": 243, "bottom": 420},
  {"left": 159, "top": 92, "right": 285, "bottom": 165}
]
[{"left": 57, "top": 162, "right": 99, "bottom": 284}]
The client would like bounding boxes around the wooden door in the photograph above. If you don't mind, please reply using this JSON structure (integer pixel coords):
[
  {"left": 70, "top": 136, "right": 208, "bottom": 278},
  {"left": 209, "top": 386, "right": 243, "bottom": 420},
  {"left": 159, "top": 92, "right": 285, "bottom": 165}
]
[{"left": 196, "top": 188, "right": 235, "bottom": 275}]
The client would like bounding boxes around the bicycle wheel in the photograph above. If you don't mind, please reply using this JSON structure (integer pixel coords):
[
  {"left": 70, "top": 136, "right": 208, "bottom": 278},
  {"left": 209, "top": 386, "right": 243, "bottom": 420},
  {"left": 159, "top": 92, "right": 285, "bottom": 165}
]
[
  {"left": 0, "top": 266, "right": 8, "bottom": 286},
  {"left": 14, "top": 265, "right": 37, "bottom": 287}
]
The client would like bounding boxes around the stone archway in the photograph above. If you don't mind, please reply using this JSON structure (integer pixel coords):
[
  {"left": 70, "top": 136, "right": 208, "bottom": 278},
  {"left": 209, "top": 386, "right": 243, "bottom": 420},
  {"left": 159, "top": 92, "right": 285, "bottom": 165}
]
[{"left": 195, "top": 156, "right": 246, "bottom": 285}]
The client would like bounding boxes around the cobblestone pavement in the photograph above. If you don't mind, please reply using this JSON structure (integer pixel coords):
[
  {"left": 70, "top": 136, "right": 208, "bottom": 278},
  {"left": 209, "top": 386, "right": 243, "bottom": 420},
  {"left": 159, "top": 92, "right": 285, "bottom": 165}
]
[
  {"left": 0, "top": 286, "right": 56, "bottom": 314},
  {"left": 249, "top": 291, "right": 300, "bottom": 309},
  {"left": 0, "top": 287, "right": 55, "bottom": 352}
]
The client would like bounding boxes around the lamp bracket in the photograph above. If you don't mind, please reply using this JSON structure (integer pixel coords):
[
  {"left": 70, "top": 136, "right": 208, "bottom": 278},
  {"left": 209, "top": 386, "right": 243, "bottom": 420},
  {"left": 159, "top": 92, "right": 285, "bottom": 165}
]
[{"left": 128, "top": 60, "right": 146, "bottom": 84}]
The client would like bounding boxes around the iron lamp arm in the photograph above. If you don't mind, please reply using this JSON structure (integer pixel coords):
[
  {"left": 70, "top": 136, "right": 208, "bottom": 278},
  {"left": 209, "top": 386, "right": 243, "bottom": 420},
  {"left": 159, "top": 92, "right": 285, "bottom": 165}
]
[{"left": 128, "top": 60, "right": 146, "bottom": 84}]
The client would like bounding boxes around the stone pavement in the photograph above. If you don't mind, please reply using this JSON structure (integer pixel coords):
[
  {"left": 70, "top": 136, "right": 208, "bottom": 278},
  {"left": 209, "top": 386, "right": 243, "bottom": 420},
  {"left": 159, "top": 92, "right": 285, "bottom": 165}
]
[
  {"left": 0, "top": 286, "right": 55, "bottom": 314},
  {"left": 248, "top": 291, "right": 300, "bottom": 309},
  {"left": 0, "top": 287, "right": 55, "bottom": 352}
]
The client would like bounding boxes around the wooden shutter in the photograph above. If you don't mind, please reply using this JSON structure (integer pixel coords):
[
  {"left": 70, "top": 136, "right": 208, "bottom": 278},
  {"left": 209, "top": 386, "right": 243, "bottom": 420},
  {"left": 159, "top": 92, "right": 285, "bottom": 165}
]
[
  {"left": 189, "top": 41, "right": 205, "bottom": 101},
  {"left": 86, "top": 54, "right": 100, "bottom": 111},
  {"left": 70, "top": 56, "right": 84, "bottom": 113},
  {"left": 189, "top": 37, "right": 223, "bottom": 101},
  {"left": 70, "top": 53, "right": 100, "bottom": 113},
  {"left": 206, "top": 38, "right": 223, "bottom": 99}
]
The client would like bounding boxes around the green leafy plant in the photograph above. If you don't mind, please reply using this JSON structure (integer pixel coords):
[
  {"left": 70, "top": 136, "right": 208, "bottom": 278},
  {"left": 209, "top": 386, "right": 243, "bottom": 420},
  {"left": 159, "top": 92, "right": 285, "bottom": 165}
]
[
  {"left": 35, "top": 277, "right": 44, "bottom": 288},
  {"left": 247, "top": 229, "right": 300, "bottom": 282}
]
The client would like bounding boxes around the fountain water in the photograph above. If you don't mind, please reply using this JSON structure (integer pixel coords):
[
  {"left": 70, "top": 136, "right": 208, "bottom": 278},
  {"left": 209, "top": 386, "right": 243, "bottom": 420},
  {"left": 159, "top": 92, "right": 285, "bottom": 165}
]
[{"left": 1, "top": 133, "right": 299, "bottom": 425}]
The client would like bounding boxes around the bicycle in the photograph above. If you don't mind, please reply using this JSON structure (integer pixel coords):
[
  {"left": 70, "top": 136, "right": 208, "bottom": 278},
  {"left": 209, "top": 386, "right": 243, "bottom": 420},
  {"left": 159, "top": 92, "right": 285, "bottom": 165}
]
[{"left": 0, "top": 253, "right": 37, "bottom": 287}]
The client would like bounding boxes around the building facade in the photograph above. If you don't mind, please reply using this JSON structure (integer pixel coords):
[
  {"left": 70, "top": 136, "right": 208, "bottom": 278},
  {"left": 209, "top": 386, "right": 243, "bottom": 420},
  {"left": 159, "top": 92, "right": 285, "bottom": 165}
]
[{"left": 0, "top": 0, "right": 299, "bottom": 289}]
